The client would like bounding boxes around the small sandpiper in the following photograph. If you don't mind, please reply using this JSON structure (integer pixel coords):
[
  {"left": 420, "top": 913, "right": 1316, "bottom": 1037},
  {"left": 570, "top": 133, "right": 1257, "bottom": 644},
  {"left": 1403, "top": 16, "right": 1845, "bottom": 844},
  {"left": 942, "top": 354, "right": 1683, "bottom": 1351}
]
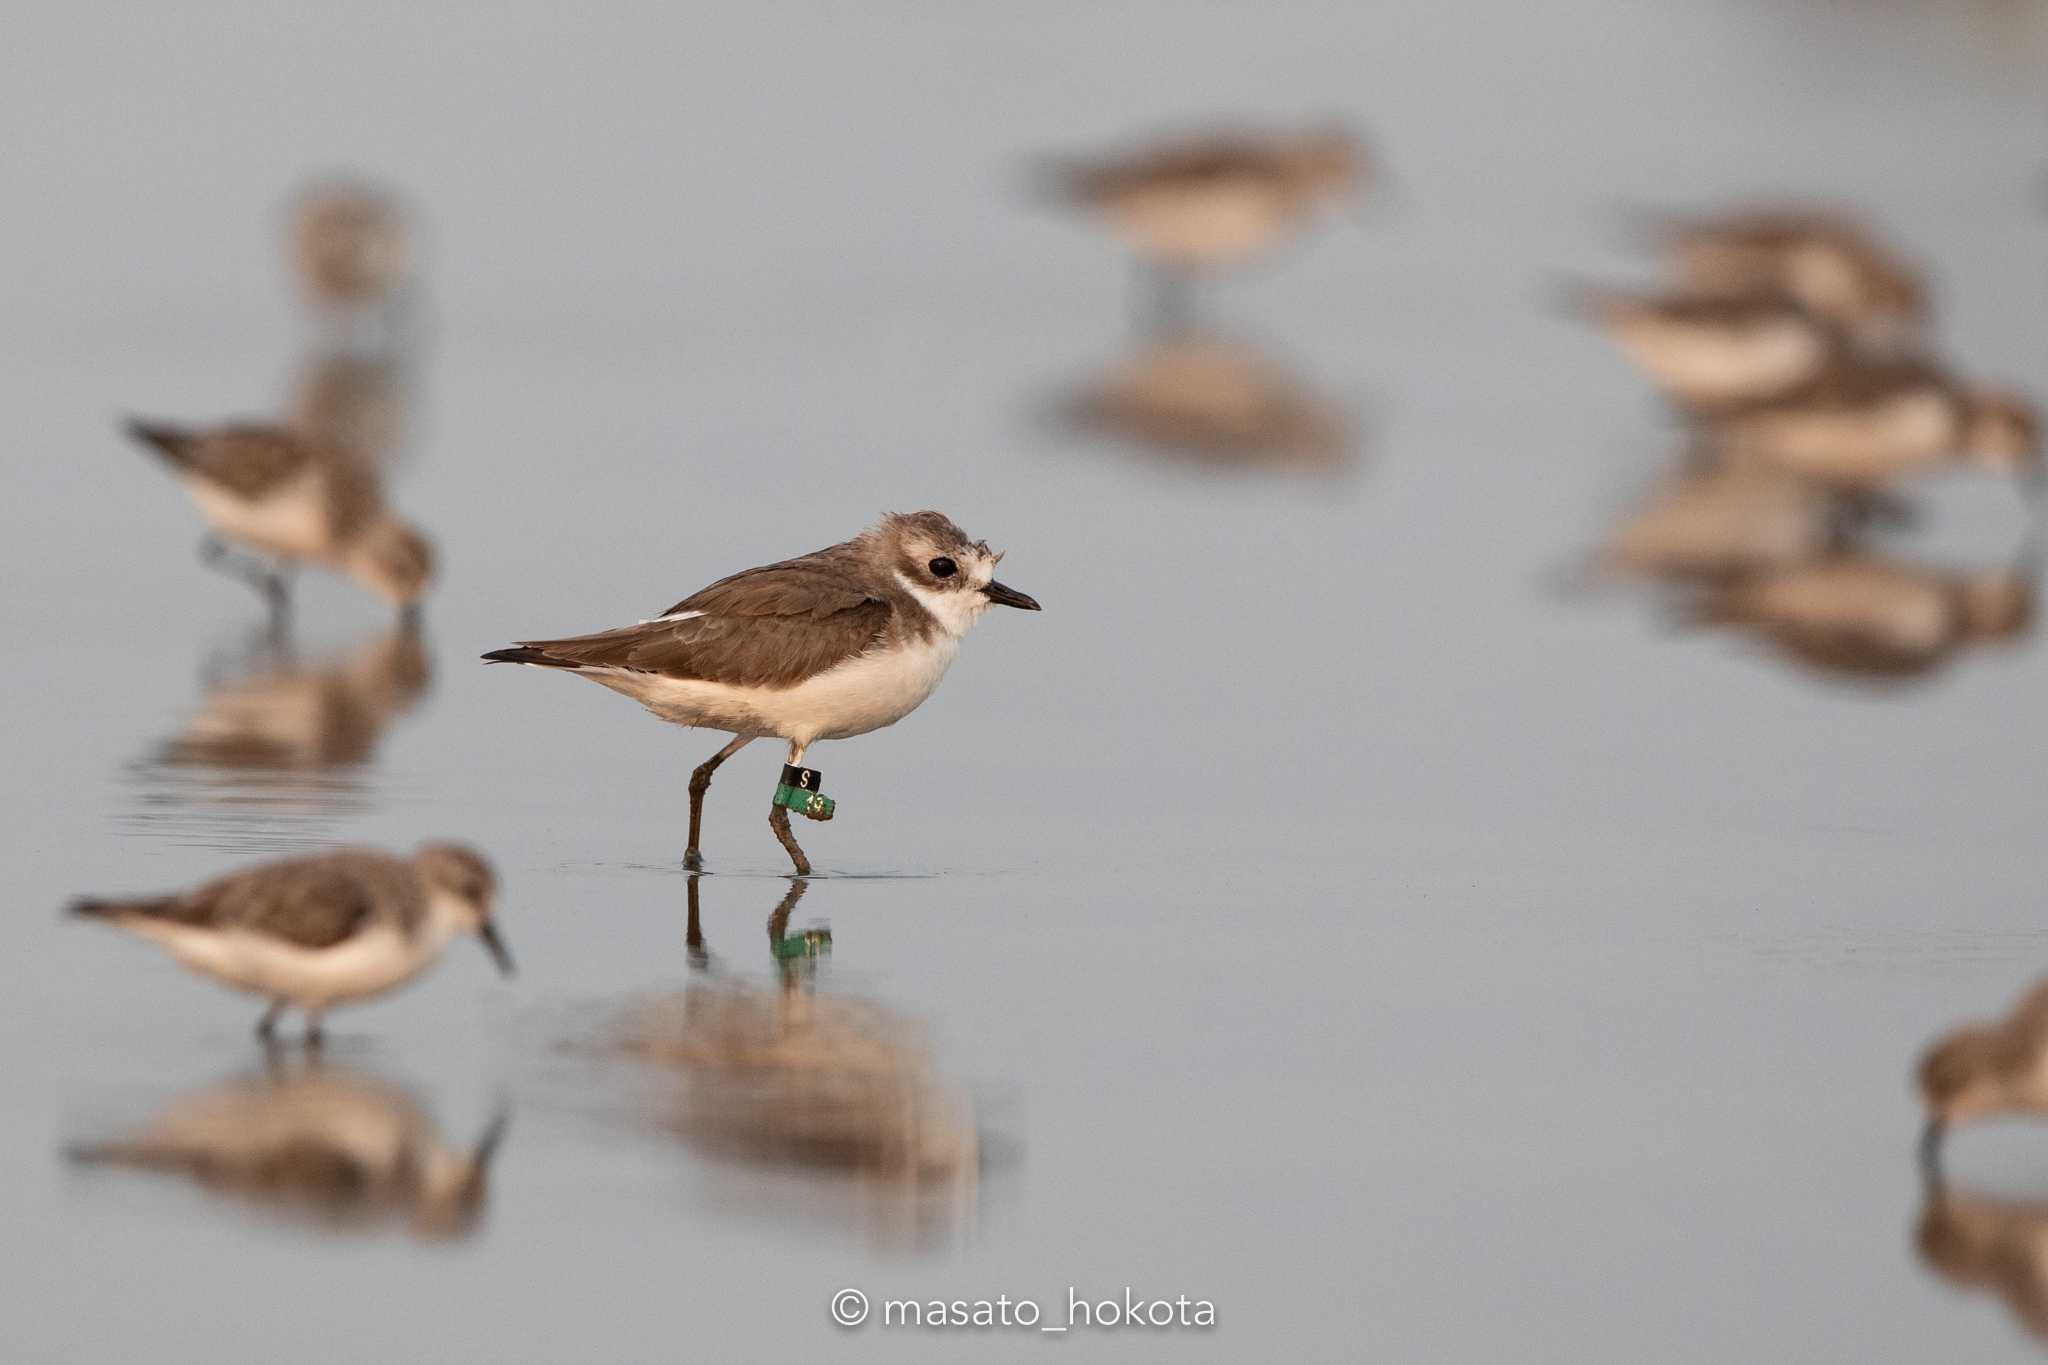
[
  {"left": 1040, "top": 125, "right": 1365, "bottom": 323},
  {"left": 70, "top": 843, "right": 512, "bottom": 1042},
  {"left": 1641, "top": 205, "right": 1927, "bottom": 349},
  {"left": 1918, "top": 977, "right": 2048, "bottom": 1165},
  {"left": 483, "top": 511, "right": 1041, "bottom": 874},
  {"left": 1705, "top": 360, "right": 2041, "bottom": 493},
  {"left": 1576, "top": 287, "right": 1840, "bottom": 411},
  {"left": 123, "top": 418, "right": 435, "bottom": 617}
]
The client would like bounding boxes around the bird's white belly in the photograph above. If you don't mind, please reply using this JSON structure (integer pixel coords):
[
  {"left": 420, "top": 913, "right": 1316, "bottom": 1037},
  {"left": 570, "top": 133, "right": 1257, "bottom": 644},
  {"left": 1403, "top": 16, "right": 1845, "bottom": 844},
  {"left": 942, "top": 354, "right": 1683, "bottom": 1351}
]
[
  {"left": 187, "top": 469, "right": 332, "bottom": 559},
  {"left": 608, "top": 635, "right": 961, "bottom": 744},
  {"left": 151, "top": 923, "right": 430, "bottom": 1009}
]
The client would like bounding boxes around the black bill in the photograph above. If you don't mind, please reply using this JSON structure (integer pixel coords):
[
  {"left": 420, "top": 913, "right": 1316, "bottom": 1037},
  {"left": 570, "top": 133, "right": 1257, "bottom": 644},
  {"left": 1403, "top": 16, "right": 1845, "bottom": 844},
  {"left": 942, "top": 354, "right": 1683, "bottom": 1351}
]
[
  {"left": 478, "top": 920, "right": 516, "bottom": 977},
  {"left": 983, "top": 580, "right": 1042, "bottom": 611}
]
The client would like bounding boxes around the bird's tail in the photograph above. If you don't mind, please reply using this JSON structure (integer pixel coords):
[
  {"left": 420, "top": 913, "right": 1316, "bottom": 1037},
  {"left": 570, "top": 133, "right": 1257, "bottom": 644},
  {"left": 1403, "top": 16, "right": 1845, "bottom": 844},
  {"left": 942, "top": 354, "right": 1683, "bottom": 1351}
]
[
  {"left": 123, "top": 417, "right": 198, "bottom": 469},
  {"left": 66, "top": 895, "right": 175, "bottom": 924},
  {"left": 480, "top": 644, "right": 580, "bottom": 669}
]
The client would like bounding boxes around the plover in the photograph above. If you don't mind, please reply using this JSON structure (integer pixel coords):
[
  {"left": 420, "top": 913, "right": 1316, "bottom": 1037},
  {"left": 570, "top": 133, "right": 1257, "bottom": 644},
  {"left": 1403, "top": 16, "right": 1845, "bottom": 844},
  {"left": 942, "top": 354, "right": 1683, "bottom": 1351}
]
[
  {"left": 1919, "top": 979, "right": 2048, "bottom": 1161},
  {"left": 291, "top": 180, "right": 410, "bottom": 315},
  {"left": 1706, "top": 360, "right": 2041, "bottom": 492},
  {"left": 483, "top": 511, "right": 1040, "bottom": 875},
  {"left": 1576, "top": 287, "right": 1839, "bottom": 410},
  {"left": 1642, "top": 206, "right": 1927, "bottom": 348},
  {"left": 67, "top": 1059, "right": 506, "bottom": 1239},
  {"left": 123, "top": 418, "right": 435, "bottom": 616},
  {"left": 1040, "top": 125, "right": 1364, "bottom": 322},
  {"left": 69, "top": 843, "right": 512, "bottom": 1041},
  {"left": 1694, "top": 550, "right": 2033, "bottom": 681},
  {"left": 1057, "top": 333, "right": 1351, "bottom": 470}
]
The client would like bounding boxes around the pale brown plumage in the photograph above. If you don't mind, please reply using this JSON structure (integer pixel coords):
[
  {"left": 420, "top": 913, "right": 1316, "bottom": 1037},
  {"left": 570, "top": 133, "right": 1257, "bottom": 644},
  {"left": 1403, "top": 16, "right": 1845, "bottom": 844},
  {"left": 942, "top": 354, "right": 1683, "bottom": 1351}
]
[
  {"left": 124, "top": 418, "right": 434, "bottom": 607},
  {"left": 1918, "top": 1179, "right": 2048, "bottom": 1342},
  {"left": 292, "top": 182, "right": 409, "bottom": 309},
  {"left": 1646, "top": 205, "right": 1927, "bottom": 345},
  {"left": 1578, "top": 286, "right": 1843, "bottom": 410},
  {"left": 73, "top": 848, "right": 455, "bottom": 949},
  {"left": 1919, "top": 979, "right": 2048, "bottom": 1130}
]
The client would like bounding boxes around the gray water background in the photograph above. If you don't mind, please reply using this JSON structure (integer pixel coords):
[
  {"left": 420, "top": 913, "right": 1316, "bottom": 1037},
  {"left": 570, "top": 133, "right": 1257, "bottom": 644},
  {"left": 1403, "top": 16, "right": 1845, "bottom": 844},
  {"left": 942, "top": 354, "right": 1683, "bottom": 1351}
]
[{"left": 3, "top": 2, "right": 2048, "bottom": 1359}]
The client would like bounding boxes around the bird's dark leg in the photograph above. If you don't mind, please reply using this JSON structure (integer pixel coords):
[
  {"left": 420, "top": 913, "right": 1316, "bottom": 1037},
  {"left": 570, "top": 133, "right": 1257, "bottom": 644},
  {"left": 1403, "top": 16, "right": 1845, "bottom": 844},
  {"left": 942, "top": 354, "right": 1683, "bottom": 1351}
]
[
  {"left": 200, "top": 535, "right": 293, "bottom": 617},
  {"left": 684, "top": 735, "right": 754, "bottom": 869},
  {"left": 304, "top": 1013, "right": 326, "bottom": 1050},
  {"left": 255, "top": 999, "right": 288, "bottom": 1040},
  {"left": 766, "top": 877, "right": 810, "bottom": 947},
  {"left": 684, "top": 873, "right": 709, "bottom": 969},
  {"left": 1919, "top": 1116, "right": 1947, "bottom": 1180},
  {"left": 769, "top": 804, "right": 812, "bottom": 876}
]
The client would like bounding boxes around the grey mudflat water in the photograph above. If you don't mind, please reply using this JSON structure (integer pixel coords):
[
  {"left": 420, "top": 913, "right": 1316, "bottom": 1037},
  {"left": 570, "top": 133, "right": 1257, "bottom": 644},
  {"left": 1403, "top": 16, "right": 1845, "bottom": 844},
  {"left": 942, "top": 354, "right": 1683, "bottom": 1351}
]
[{"left": 5, "top": 3, "right": 2048, "bottom": 1360}]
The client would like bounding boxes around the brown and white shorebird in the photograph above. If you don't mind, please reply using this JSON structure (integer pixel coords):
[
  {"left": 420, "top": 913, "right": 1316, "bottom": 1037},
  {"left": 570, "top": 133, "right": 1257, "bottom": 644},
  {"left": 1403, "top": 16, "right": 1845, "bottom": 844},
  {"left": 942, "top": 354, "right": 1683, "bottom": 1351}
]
[
  {"left": 123, "top": 418, "right": 434, "bottom": 617},
  {"left": 1642, "top": 205, "right": 1927, "bottom": 349},
  {"left": 1918, "top": 977, "right": 2048, "bottom": 1163},
  {"left": 67, "top": 1060, "right": 506, "bottom": 1240},
  {"left": 1040, "top": 125, "right": 1365, "bottom": 322},
  {"left": 1598, "top": 463, "right": 1839, "bottom": 582},
  {"left": 1706, "top": 359, "right": 2042, "bottom": 494},
  {"left": 1576, "top": 287, "right": 1841, "bottom": 411},
  {"left": 483, "top": 511, "right": 1041, "bottom": 875},
  {"left": 69, "top": 843, "right": 512, "bottom": 1042},
  {"left": 291, "top": 180, "right": 411, "bottom": 316}
]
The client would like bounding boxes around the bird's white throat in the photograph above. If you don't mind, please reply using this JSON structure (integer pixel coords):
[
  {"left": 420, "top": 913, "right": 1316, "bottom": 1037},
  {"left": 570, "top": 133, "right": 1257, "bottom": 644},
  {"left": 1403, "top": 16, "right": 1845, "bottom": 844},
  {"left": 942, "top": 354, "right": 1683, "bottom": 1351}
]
[{"left": 894, "top": 571, "right": 991, "bottom": 638}]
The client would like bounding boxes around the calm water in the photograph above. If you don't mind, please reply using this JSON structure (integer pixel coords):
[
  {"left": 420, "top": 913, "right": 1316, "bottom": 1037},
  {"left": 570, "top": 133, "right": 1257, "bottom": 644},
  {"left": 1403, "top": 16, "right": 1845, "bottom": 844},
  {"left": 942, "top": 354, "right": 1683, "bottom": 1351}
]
[{"left": 6, "top": 2, "right": 2048, "bottom": 1359}]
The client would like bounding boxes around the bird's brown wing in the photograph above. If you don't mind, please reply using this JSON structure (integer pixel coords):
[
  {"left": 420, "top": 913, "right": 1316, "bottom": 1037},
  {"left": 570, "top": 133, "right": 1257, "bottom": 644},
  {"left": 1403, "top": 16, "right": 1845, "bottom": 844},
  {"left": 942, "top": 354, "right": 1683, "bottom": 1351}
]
[
  {"left": 167, "top": 852, "right": 417, "bottom": 949},
  {"left": 503, "top": 555, "right": 894, "bottom": 689},
  {"left": 183, "top": 427, "right": 317, "bottom": 499}
]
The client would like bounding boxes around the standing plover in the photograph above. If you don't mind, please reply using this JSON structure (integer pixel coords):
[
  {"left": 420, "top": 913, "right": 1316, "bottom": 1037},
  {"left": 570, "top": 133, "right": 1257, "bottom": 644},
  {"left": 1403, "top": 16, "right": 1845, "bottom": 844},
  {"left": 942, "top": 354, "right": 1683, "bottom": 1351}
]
[
  {"left": 70, "top": 843, "right": 511, "bottom": 1041},
  {"left": 1918, "top": 977, "right": 2048, "bottom": 1162},
  {"left": 123, "top": 418, "right": 434, "bottom": 616},
  {"left": 1040, "top": 125, "right": 1364, "bottom": 323},
  {"left": 483, "top": 511, "right": 1041, "bottom": 874},
  {"left": 1706, "top": 360, "right": 2040, "bottom": 492},
  {"left": 1642, "top": 206, "right": 1927, "bottom": 348},
  {"left": 1576, "top": 287, "right": 1840, "bottom": 410},
  {"left": 67, "top": 1059, "right": 505, "bottom": 1239}
]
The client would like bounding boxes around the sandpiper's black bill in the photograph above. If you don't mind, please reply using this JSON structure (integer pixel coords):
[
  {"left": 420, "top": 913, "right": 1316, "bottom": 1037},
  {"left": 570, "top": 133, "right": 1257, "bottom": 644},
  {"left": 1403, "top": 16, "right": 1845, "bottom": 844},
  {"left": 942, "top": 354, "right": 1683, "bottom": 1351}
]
[
  {"left": 478, "top": 921, "right": 515, "bottom": 976},
  {"left": 983, "top": 581, "right": 1042, "bottom": 610}
]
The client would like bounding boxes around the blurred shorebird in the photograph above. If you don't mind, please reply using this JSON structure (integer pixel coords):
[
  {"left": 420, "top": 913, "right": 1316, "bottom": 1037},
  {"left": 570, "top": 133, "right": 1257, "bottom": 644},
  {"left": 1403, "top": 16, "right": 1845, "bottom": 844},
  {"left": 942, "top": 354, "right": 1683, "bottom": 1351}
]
[
  {"left": 70, "top": 843, "right": 512, "bottom": 1042},
  {"left": 1040, "top": 125, "right": 1366, "bottom": 325},
  {"left": 1640, "top": 205, "right": 1927, "bottom": 349},
  {"left": 1707, "top": 360, "right": 2041, "bottom": 494},
  {"left": 1918, "top": 979, "right": 2048, "bottom": 1164},
  {"left": 1918, "top": 1173, "right": 2048, "bottom": 1343},
  {"left": 123, "top": 418, "right": 434, "bottom": 618},
  {"left": 67, "top": 1059, "right": 506, "bottom": 1240},
  {"left": 291, "top": 181, "right": 411, "bottom": 318},
  {"left": 483, "top": 511, "right": 1041, "bottom": 875},
  {"left": 1575, "top": 286, "right": 1839, "bottom": 410}
]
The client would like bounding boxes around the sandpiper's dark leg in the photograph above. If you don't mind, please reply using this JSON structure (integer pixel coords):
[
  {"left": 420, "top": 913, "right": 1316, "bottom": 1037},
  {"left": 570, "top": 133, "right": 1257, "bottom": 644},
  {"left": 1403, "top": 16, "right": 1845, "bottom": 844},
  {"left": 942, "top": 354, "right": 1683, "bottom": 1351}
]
[
  {"left": 255, "top": 999, "right": 288, "bottom": 1040},
  {"left": 305, "top": 1013, "right": 326, "bottom": 1049},
  {"left": 200, "top": 535, "right": 293, "bottom": 617},
  {"left": 685, "top": 735, "right": 754, "bottom": 869},
  {"left": 768, "top": 803, "right": 812, "bottom": 876},
  {"left": 1918, "top": 1116, "right": 1947, "bottom": 1179}
]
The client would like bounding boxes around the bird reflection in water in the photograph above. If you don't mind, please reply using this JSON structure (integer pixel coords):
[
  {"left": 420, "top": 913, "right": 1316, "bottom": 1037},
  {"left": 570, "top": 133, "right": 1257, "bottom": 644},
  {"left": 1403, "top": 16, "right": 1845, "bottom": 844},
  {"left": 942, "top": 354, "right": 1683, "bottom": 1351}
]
[
  {"left": 1917, "top": 1172, "right": 2048, "bottom": 1344},
  {"left": 611, "top": 876, "right": 979, "bottom": 1246},
  {"left": 65, "top": 1056, "right": 505, "bottom": 1241},
  {"left": 1055, "top": 331, "right": 1355, "bottom": 476},
  {"left": 122, "top": 620, "right": 432, "bottom": 845}
]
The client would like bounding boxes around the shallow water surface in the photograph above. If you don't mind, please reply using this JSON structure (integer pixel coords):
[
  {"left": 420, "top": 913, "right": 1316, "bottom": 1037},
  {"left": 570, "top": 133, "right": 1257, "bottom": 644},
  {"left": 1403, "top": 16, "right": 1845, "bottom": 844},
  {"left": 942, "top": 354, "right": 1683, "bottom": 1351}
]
[{"left": 5, "top": 1, "right": 2048, "bottom": 1360}]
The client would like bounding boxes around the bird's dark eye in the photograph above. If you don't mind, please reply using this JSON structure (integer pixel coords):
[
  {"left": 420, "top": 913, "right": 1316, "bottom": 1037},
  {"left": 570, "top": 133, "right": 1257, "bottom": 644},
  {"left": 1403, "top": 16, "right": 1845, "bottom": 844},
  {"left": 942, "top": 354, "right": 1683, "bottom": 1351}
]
[{"left": 928, "top": 557, "right": 957, "bottom": 578}]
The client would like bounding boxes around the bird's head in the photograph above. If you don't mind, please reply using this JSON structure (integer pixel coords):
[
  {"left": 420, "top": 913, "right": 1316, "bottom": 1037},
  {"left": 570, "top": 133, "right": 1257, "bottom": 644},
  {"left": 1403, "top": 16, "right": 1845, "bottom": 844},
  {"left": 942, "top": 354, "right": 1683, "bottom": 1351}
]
[
  {"left": 352, "top": 520, "right": 437, "bottom": 606},
  {"left": 870, "top": 510, "right": 1041, "bottom": 636},
  {"left": 413, "top": 842, "right": 512, "bottom": 976}
]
